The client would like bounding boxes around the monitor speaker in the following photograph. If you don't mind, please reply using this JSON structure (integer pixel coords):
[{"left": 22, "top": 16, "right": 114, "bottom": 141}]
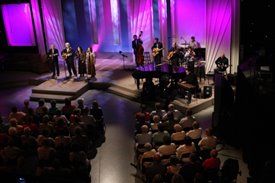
[{"left": 203, "top": 86, "right": 212, "bottom": 98}]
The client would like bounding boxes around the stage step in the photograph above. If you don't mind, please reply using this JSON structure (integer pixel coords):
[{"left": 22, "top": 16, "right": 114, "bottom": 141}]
[
  {"left": 108, "top": 85, "right": 140, "bottom": 101},
  {"left": 173, "top": 96, "right": 214, "bottom": 114},
  {"left": 30, "top": 93, "right": 74, "bottom": 102}
]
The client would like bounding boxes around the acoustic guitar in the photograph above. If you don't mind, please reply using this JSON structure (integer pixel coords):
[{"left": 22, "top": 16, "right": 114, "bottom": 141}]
[{"left": 152, "top": 48, "right": 164, "bottom": 57}]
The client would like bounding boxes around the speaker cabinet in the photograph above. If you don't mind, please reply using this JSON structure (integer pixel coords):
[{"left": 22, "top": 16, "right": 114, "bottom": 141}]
[{"left": 203, "top": 86, "right": 212, "bottom": 98}]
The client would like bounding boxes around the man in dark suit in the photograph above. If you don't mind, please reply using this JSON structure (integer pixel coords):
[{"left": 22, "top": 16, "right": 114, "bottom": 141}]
[
  {"left": 151, "top": 37, "right": 163, "bottom": 71},
  {"left": 132, "top": 34, "right": 143, "bottom": 67},
  {"left": 48, "top": 44, "right": 59, "bottom": 79},
  {"left": 61, "top": 42, "right": 77, "bottom": 78}
]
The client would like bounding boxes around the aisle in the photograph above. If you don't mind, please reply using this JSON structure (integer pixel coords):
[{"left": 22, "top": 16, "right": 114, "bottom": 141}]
[{"left": 86, "top": 91, "right": 140, "bottom": 183}]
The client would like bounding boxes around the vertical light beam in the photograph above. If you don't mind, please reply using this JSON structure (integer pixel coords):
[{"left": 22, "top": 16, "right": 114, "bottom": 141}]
[{"left": 110, "top": 0, "right": 120, "bottom": 45}]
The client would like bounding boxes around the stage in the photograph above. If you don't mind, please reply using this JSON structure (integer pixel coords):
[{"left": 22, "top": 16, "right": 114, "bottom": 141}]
[{"left": 26, "top": 52, "right": 214, "bottom": 113}]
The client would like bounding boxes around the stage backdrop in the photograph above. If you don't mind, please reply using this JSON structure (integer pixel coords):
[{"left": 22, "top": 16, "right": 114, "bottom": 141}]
[{"left": 1, "top": 0, "right": 239, "bottom": 73}]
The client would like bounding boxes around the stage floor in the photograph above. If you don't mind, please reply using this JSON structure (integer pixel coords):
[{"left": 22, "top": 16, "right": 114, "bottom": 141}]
[{"left": 2, "top": 52, "right": 214, "bottom": 113}]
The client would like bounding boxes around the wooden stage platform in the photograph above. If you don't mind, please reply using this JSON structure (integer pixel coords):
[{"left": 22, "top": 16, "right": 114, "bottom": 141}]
[
  {"left": 30, "top": 79, "right": 89, "bottom": 102},
  {"left": 28, "top": 52, "right": 214, "bottom": 113}
]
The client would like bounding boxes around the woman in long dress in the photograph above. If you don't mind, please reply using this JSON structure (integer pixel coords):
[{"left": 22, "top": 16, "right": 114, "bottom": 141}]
[
  {"left": 86, "top": 47, "right": 96, "bottom": 78},
  {"left": 75, "top": 46, "right": 87, "bottom": 78}
]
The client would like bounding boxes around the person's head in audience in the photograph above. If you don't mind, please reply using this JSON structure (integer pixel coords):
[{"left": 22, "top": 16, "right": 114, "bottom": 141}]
[
  {"left": 144, "top": 142, "right": 153, "bottom": 151},
  {"left": 23, "top": 127, "right": 31, "bottom": 136},
  {"left": 24, "top": 99, "right": 29, "bottom": 107},
  {"left": 185, "top": 136, "right": 192, "bottom": 146},
  {"left": 64, "top": 98, "right": 71, "bottom": 106},
  {"left": 154, "top": 102, "right": 161, "bottom": 110},
  {"left": 141, "top": 125, "right": 149, "bottom": 134},
  {"left": 163, "top": 135, "right": 171, "bottom": 145},
  {"left": 8, "top": 126, "right": 17, "bottom": 136},
  {"left": 192, "top": 121, "right": 200, "bottom": 129},
  {"left": 157, "top": 123, "right": 165, "bottom": 132},
  {"left": 9, "top": 118, "right": 17, "bottom": 126},
  {"left": 186, "top": 109, "right": 193, "bottom": 116},
  {"left": 38, "top": 98, "right": 45, "bottom": 107},
  {"left": 77, "top": 98, "right": 84, "bottom": 106},
  {"left": 169, "top": 155, "right": 179, "bottom": 165},
  {"left": 174, "top": 124, "right": 183, "bottom": 132},
  {"left": 42, "top": 115, "right": 50, "bottom": 124},
  {"left": 171, "top": 173, "right": 185, "bottom": 183},
  {"left": 92, "top": 100, "right": 99, "bottom": 109},
  {"left": 210, "top": 149, "right": 218, "bottom": 158},
  {"left": 50, "top": 100, "right": 57, "bottom": 107},
  {"left": 205, "top": 128, "right": 213, "bottom": 136},
  {"left": 152, "top": 174, "right": 164, "bottom": 183},
  {"left": 168, "top": 103, "right": 175, "bottom": 111},
  {"left": 166, "top": 111, "right": 174, "bottom": 120},
  {"left": 152, "top": 115, "right": 160, "bottom": 123}
]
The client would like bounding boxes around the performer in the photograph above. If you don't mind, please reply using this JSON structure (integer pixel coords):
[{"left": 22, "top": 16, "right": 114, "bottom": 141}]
[
  {"left": 180, "top": 68, "right": 199, "bottom": 104},
  {"left": 61, "top": 42, "right": 77, "bottom": 78},
  {"left": 188, "top": 36, "right": 200, "bottom": 49},
  {"left": 132, "top": 31, "right": 143, "bottom": 67},
  {"left": 47, "top": 44, "right": 59, "bottom": 78},
  {"left": 167, "top": 42, "right": 180, "bottom": 73},
  {"left": 151, "top": 37, "right": 163, "bottom": 71},
  {"left": 75, "top": 46, "right": 87, "bottom": 79},
  {"left": 215, "top": 53, "right": 229, "bottom": 73},
  {"left": 86, "top": 47, "right": 96, "bottom": 79},
  {"left": 136, "top": 41, "right": 144, "bottom": 67},
  {"left": 184, "top": 46, "right": 196, "bottom": 71}
]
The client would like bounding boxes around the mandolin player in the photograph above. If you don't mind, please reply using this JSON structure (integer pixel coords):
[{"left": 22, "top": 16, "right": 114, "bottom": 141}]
[
  {"left": 151, "top": 37, "right": 163, "bottom": 71},
  {"left": 47, "top": 44, "right": 59, "bottom": 79}
]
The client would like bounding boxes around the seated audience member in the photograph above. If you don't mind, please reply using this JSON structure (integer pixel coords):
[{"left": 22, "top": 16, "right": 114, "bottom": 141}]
[
  {"left": 186, "top": 121, "right": 202, "bottom": 151},
  {"left": 152, "top": 123, "right": 170, "bottom": 148},
  {"left": 139, "top": 143, "right": 157, "bottom": 170},
  {"left": 8, "top": 106, "right": 26, "bottom": 124},
  {"left": 176, "top": 136, "right": 196, "bottom": 163},
  {"left": 202, "top": 149, "right": 221, "bottom": 182},
  {"left": 157, "top": 136, "right": 176, "bottom": 157},
  {"left": 171, "top": 124, "right": 186, "bottom": 145},
  {"left": 198, "top": 128, "right": 217, "bottom": 160},
  {"left": 150, "top": 102, "right": 166, "bottom": 121},
  {"left": 150, "top": 115, "right": 161, "bottom": 133},
  {"left": 135, "top": 125, "right": 152, "bottom": 154},
  {"left": 198, "top": 128, "right": 217, "bottom": 151},
  {"left": 162, "top": 103, "right": 183, "bottom": 122},
  {"left": 61, "top": 98, "right": 76, "bottom": 120},
  {"left": 179, "top": 153, "right": 203, "bottom": 183},
  {"left": 179, "top": 110, "right": 196, "bottom": 132}
]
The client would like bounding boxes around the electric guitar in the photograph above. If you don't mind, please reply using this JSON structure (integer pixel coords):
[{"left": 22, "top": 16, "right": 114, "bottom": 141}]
[{"left": 152, "top": 48, "right": 164, "bottom": 57}]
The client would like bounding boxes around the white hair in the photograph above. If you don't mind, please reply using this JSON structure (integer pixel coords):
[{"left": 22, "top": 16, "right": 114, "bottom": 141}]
[{"left": 65, "top": 42, "right": 70, "bottom": 47}]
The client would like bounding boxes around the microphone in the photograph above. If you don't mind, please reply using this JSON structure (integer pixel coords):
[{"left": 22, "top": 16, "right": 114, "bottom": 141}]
[{"left": 119, "top": 51, "right": 128, "bottom": 57}]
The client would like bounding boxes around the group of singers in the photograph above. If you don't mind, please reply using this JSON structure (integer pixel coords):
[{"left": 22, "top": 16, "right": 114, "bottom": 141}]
[{"left": 47, "top": 42, "right": 96, "bottom": 79}]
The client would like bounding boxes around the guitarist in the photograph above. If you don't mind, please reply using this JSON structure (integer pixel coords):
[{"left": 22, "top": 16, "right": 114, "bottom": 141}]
[
  {"left": 151, "top": 37, "right": 163, "bottom": 71},
  {"left": 215, "top": 53, "right": 229, "bottom": 73},
  {"left": 167, "top": 42, "right": 180, "bottom": 73},
  {"left": 47, "top": 44, "right": 59, "bottom": 79}
]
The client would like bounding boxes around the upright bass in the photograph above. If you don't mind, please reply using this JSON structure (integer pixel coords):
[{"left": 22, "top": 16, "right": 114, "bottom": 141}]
[{"left": 136, "top": 31, "right": 144, "bottom": 66}]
